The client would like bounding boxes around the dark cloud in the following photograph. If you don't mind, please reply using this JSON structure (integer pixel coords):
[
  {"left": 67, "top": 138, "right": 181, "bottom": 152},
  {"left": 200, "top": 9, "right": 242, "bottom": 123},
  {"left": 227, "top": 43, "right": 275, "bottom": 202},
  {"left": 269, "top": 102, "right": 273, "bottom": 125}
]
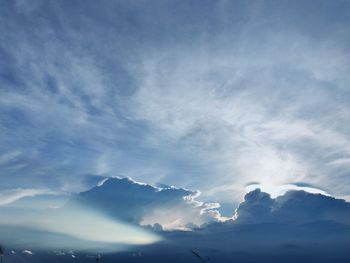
[
  {"left": 148, "top": 189, "right": 350, "bottom": 262},
  {"left": 67, "top": 177, "right": 222, "bottom": 230},
  {"left": 235, "top": 188, "right": 350, "bottom": 224}
]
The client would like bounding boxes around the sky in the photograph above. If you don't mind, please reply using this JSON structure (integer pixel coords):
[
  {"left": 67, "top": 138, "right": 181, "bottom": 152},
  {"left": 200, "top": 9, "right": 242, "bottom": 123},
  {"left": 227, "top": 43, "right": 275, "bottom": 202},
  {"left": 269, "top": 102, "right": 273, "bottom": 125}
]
[{"left": 1, "top": 0, "right": 350, "bottom": 209}]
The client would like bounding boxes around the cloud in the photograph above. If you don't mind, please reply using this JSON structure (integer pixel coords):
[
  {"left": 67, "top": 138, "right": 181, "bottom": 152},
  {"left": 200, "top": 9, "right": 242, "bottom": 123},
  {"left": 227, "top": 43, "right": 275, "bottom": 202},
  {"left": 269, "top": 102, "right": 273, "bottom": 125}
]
[
  {"left": 130, "top": 37, "right": 350, "bottom": 201},
  {"left": 0, "top": 181, "right": 161, "bottom": 251},
  {"left": 0, "top": 188, "right": 57, "bottom": 206},
  {"left": 22, "top": 250, "right": 34, "bottom": 255},
  {"left": 235, "top": 188, "right": 350, "bottom": 225},
  {"left": 69, "top": 177, "right": 224, "bottom": 230},
  {"left": 0, "top": 0, "right": 350, "bottom": 205},
  {"left": 1, "top": 180, "right": 350, "bottom": 261},
  {"left": 142, "top": 188, "right": 350, "bottom": 262},
  {"left": 0, "top": 150, "right": 21, "bottom": 166},
  {"left": 327, "top": 158, "right": 350, "bottom": 166},
  {"left": 245, "top": 183, "right": 330, "bottom": 198}
]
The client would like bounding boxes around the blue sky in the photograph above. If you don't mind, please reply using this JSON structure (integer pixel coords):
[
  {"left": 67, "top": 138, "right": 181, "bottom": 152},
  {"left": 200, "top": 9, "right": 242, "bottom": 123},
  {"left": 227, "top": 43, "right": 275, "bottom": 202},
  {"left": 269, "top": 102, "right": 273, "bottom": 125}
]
[{"left": 1, "top": 0, "right": 350, "bottom": 207}]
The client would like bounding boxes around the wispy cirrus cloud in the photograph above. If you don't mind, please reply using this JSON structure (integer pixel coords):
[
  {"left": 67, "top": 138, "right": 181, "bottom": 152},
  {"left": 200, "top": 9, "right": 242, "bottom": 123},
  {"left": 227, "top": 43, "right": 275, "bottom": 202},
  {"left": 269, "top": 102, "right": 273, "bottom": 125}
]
[
  {"left": 0, "top": 188, "right": 57, "bottom": 206},
  {"left": 0, "top": 0, "right": 349, "bottom": 203},
  {"left": 130, "top": 34, "right": 350, "bottom": 200},
  {"left": 0, "top": 150, "right": 22, "bottom": 166}
]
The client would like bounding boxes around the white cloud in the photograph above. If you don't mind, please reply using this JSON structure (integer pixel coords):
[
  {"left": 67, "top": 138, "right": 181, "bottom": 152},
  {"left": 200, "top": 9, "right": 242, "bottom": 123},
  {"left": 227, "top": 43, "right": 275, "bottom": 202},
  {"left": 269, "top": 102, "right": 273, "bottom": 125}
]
[
  {"left": 0, "top": 150, "right": 21, "bottom": 165},
  {"left": 128, "top": 33, "right": 350, "bottom": 201},
  {"left": 0, "top": 0, "right": 350, "bottom": 204},
  {"left": 0, "top": 188, "right": 56, "bottom": 206},
  {"left": 327, "top": 158, "right": 350, "bottom": 166},
  {"left": 22, "top": 250, "right": 34, "bottom": 255}
]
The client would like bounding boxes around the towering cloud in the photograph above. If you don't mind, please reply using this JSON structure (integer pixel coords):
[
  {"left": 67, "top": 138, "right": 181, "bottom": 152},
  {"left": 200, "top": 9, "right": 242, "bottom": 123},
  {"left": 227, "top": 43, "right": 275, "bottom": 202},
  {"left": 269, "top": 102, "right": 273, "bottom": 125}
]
[
  {"left": 235, "top": 188, "right": 350, "bottom": 224},
  {"left": 68, "top": 177, "right": 223, "bottom": 230}
]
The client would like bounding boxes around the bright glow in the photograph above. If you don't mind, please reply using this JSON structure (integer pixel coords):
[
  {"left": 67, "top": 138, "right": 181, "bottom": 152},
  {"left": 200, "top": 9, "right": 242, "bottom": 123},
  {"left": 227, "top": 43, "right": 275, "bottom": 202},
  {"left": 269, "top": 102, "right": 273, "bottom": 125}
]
[
  {"left": 35, "top": 206, "right": 160, "bottom": 245},
  {"left": 0, "top": 204, "right": 160, "bottom": 251}
]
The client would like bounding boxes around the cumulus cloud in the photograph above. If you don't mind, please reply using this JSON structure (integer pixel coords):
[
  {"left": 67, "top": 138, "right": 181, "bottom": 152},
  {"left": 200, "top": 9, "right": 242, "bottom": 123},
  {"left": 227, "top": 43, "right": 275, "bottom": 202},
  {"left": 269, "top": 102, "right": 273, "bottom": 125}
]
[
  {"left": 235, "top": 188, "right": 350, "bottom": 225},
  {"left": 67, "top": 177, "right": 350, "bottom": 231},
  {"left": 69, "top": 177, "right": 224, "bottom": 230},
  {"left": 142, "top": 188, "right": 350, "bottom": 262},
  {"left": 245, "top": 183, "right": 330, "bottom": 198}
]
